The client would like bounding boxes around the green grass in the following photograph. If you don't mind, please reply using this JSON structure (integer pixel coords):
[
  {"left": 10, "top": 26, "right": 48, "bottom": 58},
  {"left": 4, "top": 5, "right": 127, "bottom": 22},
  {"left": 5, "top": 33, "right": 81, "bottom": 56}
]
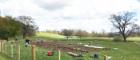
[
  {"left": 1, "top": 38, "right": 140, "bottom": 60},
  {"left": 60, "top": 39, "right": 140, "bottom": 60},
  {"left": 0, "top": 53, "right": 11, "bottom": 60},
  {"left": 36, "top": 32, "right": 140, "bottom": 41},
  {"left": 2, "top": 40, "right": 74, "bottom": 60},
  {"left": 1, "top": 33, "right": 140, "bottom": 60},
  {"left": 34, "top": 33, "right": 140, "bottom": 60},
  {"left": 128, "top": 37, "right": 140, "bottom": 41},
  {"left": 35, "top": 32, "right": 65, "bottom": 40}
]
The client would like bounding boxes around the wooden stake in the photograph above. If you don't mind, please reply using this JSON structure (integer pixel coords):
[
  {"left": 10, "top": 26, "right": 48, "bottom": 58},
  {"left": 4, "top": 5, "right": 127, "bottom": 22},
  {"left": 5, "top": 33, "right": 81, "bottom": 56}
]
[
  {"left": 3, "top": 41, "right": 6, "bottom": 54},
  {"left": 104, "top": 55, "right": 107, "bottom": 60},
  {"left": 17, "top": 45, "right": 20, "bottom": 60},
  {"left": 58, "top": 49, "right": 61, "bottom": 60},
  {"left": 11, "top": 44, "right": 14, "bottom": 58},
  {"left": 1, "top": 41, "right": 3, "bottom": 53},
  {"left": 0, "top": 41, "right": 1, "bottom": 52},
  {"left": 32, "top": 45, "right": 36, "bottom": 60},
  {"left": 4, "top": 42, "right": 7, "bottom": 54}
]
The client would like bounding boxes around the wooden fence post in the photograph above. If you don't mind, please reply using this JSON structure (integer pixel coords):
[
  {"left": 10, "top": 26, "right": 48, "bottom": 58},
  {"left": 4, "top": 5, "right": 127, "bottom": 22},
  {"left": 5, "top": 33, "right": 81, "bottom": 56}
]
[
  {"left": 4, "top": 41, "right": 7, "bottom": 54},
  {"left": 17, "top": 45, "right": 20, "bottom": 60},
  {"left": 58, "top": 49, "right": 61, "bottom": 60},
  {"left": 11, "top": 44, "right": 14, "bottom": 58},
  {"left": 4, "top": 41, "right": 6, "bottom": 53},
  {"left": 1, "top": 41, "right": 3, "bottom": 53},
  {"left": 104, "top": 55, "right": 106, "bottom": 60},
  {"left": 32, "top": 45, "right": 36, "bottom": 60},
  {"left": 0, "top": 41, "right": 2, "bottom": 52},
  {"left": 3, "top": 41, "right": 6, "bottom": 54}
]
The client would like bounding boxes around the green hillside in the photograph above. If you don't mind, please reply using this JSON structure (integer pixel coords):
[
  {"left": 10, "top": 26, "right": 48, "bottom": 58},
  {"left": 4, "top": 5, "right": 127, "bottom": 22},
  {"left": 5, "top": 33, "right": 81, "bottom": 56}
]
[{"left": 35, "top": 32, "right": 65, "bottom": 40}]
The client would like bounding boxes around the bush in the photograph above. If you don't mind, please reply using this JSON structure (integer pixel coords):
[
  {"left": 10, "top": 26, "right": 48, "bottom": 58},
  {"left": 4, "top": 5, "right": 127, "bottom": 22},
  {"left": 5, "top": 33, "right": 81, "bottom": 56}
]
[{"left": 113, "top": 36, "right": 123, "bottom": 42}]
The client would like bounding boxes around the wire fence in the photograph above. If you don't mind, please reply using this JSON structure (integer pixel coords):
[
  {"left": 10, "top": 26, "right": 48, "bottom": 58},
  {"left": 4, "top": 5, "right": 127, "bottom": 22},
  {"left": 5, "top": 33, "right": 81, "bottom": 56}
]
[
  {"left": 0, "top": 40, "right": 113, "bottom": 60},
  {"left": 0, "top": 40, "right": 64, "bottom": 60}
]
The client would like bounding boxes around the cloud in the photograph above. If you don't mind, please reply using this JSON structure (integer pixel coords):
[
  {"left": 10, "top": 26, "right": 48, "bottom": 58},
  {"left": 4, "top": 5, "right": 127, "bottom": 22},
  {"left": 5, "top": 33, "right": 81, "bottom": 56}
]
[
  {"left": 0, "top": 0, "right": 140, "bottom": 32},
  {"left": 62, "top": 16, "right": 93, "bottom": 20},
  {"left": 0, "top": 0, "right": 9, "bottom": 3},
  {"left": 40, "top": 3, "right": 65, "bottom": 10},
  {"left": 32, "top": 0, "right": 72, "bottom": 11},
  {"left": 33, "top": 2, "right": 66, "bottom": 11}
]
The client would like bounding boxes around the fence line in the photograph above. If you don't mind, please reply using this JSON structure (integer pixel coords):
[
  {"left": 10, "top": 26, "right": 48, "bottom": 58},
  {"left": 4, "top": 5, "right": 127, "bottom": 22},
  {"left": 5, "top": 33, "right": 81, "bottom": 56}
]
[{"left": 0, "top": 40, "right": 110, "bottom": 60}]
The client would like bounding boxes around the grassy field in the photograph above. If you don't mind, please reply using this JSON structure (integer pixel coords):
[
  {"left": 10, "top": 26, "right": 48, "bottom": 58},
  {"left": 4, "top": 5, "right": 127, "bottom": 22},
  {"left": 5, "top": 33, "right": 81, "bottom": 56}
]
[
  {"left": 1, "top": 32, "right": 140, "bottom": 60},
  {"left": 35, "top": 32, "right": 65, "bottom": 40},
  {"left": 36, "top": 32, "right": 140, "bottom": 41},
  {"left": 128, "top": 37, "right": 140, "bottom": 41},
  {"left": 0, "top": 53, "right": 11, "bottom": 60},
  {"left": 2, "top": 40, "right": 74, "bottom": 60},
  {"left": 62, "top": 40, "right": 140, "bottom": 60},
  {"left": 2, "top": 39, "right": 140, "bottom": 60},
  {"left": 35, "top": 32, "right": 140, "bottom": 60}
]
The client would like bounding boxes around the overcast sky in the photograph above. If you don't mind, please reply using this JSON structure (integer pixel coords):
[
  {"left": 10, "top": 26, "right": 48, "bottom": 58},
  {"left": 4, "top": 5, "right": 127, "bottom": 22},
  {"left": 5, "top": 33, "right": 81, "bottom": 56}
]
[{"left": 0, "top": 0, "right": 140, "bottom": 32}]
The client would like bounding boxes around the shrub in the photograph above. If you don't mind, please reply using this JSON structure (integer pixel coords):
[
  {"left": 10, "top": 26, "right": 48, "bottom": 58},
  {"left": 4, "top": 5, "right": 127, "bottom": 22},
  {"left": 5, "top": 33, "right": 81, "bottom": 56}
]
[{"left": 113, "top": 36, "right": 123, "bottom": 42}]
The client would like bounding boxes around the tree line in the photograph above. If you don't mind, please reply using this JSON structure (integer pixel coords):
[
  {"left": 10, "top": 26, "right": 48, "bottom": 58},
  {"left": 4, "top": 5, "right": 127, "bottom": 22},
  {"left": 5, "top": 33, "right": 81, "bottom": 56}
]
[
  {"left": 1, "top": 11, "right": 140, "bottom": 42},
  {"left": 46, "top": 28, "right": 140, "bottom": 40},
  {"left": 0, "top": 16, "right": 38, "bottom": 40},
  {"left": 46, "top": 11, "right": 140, "bottom": 42}
]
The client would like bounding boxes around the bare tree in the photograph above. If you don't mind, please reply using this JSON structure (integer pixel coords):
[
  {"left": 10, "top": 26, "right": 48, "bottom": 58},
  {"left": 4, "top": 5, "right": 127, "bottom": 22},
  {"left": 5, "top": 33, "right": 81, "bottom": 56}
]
[
  {"left": 61, "top": 29, "right": 73, "bottom": 40},
  {"left": 110, "top": 11, "right": 139, "bottom": 42},
  {"left": 17, "top": 16, "right": 38, "bottom": 38},
  {"left": 132, "top": 26, "right": 140, "bottom": 36},
  {"left": 74, "top": 30, "right": 89, "bottom": 40}
]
